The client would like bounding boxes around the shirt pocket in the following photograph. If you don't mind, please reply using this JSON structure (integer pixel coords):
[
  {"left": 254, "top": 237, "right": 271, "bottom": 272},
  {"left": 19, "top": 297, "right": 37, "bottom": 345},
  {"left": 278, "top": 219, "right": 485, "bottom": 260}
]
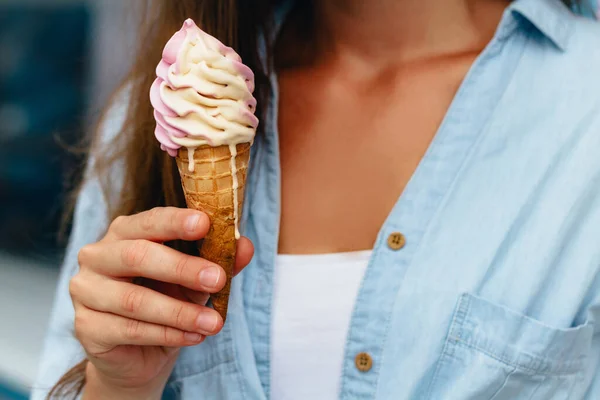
[{"left": 427, "top": 293, "right": 593, "bottom": 400}]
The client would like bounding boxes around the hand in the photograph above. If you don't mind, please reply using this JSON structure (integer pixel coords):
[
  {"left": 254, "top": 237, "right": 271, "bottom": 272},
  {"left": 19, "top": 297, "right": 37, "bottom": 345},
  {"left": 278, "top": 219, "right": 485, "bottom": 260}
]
[{"left": 69, "top": 207, "right": 254, "bottom": 397}]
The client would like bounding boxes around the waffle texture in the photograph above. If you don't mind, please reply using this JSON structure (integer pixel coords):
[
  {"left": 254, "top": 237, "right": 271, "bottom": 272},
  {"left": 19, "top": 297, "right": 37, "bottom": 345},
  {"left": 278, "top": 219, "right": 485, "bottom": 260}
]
[{"left": 176, "top": 143, "right": 251, "bottom": 322}]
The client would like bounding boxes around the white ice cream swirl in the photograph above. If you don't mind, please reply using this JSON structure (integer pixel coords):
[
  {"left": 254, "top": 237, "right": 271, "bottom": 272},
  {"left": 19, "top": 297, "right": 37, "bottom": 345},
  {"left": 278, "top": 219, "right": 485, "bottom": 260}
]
[{"left": 150, "top": 19, "right": 258, "bottom": 156}]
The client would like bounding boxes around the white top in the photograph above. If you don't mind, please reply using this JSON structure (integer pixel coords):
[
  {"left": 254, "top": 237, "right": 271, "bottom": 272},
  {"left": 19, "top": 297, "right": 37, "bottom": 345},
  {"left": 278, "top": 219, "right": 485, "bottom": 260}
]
[{"left": 270, "top": 250, "right": 372, "bottom": 400}]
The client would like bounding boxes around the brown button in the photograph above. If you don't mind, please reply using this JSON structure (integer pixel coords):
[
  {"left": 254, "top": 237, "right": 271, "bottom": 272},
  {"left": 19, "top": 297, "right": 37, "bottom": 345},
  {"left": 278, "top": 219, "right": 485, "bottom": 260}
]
[
  {"left": 387, "top": 232, "right": 406, "bottom": 250},
  {"left": 355, "top": 352, "right": 373, "bottom": 372}
]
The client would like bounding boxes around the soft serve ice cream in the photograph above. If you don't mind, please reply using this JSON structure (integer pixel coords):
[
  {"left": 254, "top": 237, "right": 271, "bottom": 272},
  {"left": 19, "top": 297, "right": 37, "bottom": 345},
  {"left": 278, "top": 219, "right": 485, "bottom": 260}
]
[
  {"left": 150, "top": 19, "right": 258, "bottom": 239},
  {"left": 150, "top": 19, "right": 258, "bottom": 157}
]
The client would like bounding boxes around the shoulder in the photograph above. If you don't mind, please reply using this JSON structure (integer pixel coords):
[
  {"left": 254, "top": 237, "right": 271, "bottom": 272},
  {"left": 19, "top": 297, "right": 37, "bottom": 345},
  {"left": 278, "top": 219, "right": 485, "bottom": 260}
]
[
  {"left": 569, "top": 13, "right": 600, "bottom": 49},
  {"left": 561, "top": 16, "right": 600, "bottom": 84},
  {"left": 537, "top": 15, "right": 600, "bottom": 92},
  {"left": 513, "top": 15, "right": 600, "bottom": 120}
]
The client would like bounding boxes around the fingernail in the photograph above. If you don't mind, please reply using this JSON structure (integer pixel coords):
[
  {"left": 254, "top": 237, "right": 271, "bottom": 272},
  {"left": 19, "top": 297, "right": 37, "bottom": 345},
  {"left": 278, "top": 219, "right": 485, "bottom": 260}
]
[
  {"left": 185, "top": 214, "right": 201, "bottom": 232},
  {"left": 184, "top": 332, "right": 202, "bottom": 342},
  {"left": 199, "top": 266, "right": 221, "bottom": 288},
  {"left": 196, "top": 313, "right": 218, "bottom": 333}
]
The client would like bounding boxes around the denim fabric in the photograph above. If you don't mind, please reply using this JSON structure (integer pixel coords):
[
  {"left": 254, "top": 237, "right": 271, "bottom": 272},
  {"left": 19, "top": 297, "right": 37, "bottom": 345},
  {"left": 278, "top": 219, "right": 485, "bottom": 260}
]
[{"left": 33, "top": 0, "right": 600, "bottom": 399}]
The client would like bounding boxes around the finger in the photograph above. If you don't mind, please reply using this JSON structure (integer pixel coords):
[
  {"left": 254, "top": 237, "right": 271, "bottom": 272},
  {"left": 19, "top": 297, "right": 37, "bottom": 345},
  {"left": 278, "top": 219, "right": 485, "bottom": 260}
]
[
  {"left": 106, "top": 207, "right": 210, "bottom": 242},
  {"left": 80, "top": 239, "right": 226, "bottom": 293},
  {"left": 234, "top": 236, "right": 254, "bottom": 277},
  {"left": 74, "top": 306, "right": 206, "bottom": 355},
  {"left": 72, "top": 275, "right": 222, "bottom": 335}
]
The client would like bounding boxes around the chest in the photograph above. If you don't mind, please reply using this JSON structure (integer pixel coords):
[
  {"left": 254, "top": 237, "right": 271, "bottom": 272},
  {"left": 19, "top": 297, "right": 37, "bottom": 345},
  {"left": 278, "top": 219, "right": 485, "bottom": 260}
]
[
  {"left": 176, "top": 52, "right": 600, "bottom": 399},
  {"left": 276, "top": 58, "right": 475, "bottom": 253}
]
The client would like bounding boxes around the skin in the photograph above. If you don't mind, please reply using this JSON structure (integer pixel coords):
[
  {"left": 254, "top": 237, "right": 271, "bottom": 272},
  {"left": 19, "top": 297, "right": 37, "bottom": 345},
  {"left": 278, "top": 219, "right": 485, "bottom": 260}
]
[
  {"left": 73, "top": 208, "right": 254, "bottom": 399},
  {"left": 76, "top": 0, "right": 508, "bottom": 397},
  {"left": 278, "top": 0, "right": 508, "bottom": 253}
]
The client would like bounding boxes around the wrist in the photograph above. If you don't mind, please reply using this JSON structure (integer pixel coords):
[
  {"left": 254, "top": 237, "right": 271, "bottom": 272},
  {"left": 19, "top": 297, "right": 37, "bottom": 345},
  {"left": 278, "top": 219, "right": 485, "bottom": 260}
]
[{"left": 83, "top": 363, "right": 163, "bottom": 400}]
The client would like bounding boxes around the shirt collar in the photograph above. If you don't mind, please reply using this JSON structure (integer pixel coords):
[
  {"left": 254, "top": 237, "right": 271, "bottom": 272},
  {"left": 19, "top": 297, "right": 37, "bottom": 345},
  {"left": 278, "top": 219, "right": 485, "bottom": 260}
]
[{"left": 509, "top": 0, "right": 577, "bottom": 51}]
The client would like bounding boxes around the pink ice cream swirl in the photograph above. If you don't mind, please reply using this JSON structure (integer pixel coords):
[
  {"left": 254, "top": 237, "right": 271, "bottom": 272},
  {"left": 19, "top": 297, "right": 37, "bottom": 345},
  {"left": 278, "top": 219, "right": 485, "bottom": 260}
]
[{"left": 150, "top": 19, "right": 258, "bottom": 156}]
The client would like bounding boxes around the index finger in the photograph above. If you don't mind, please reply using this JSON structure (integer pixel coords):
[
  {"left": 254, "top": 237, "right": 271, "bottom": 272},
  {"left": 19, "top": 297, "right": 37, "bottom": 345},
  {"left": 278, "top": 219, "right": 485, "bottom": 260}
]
[{"left": 107, "top": 207, "right": 210, "bottom": 242}]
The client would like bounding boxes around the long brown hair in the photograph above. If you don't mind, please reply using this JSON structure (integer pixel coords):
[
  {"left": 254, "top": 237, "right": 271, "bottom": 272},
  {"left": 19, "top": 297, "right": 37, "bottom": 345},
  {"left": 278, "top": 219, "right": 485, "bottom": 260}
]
[
  {"left": 48, "top": 0, "right": 586, "bottom": 397},
  {"left": 48, "top": 0, "right": 275, "bottom": 398}
]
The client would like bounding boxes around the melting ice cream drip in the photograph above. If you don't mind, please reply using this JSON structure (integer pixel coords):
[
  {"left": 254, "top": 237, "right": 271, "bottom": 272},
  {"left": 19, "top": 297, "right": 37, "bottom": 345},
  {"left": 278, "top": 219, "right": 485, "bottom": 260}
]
[
  {"left": 187, "top": 147, "right": 196, "bottom": 172},
  {"left": 229, "top": 144, "right": 240, "bottom": 240}
]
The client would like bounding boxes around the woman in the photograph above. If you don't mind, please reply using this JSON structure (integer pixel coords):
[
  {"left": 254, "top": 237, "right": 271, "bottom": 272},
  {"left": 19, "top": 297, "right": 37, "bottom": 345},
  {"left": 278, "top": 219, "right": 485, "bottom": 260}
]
[{"left": 34, "top": 0, "right": 600, "bottom": 399}]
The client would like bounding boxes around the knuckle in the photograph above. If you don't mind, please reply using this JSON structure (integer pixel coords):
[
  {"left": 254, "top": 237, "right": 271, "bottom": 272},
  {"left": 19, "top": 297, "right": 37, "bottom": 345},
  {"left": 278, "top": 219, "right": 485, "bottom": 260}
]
[
  {"left": 174, "top": 255, "right": 191, "bottom": 283},
  {"left": 162, "top": 326, "right": 178, "bottom": 346},
  {"left": 164, "top": 207, "right": 183, "bottom": 237},
  {"left": 73, "top": 311, "right": 88, "bottom": 342},
  {"left": 68, "top": 275, "right": 83, "bottom": 300},
  {"left": 124, "top": 318, "right": 144, "bottom": 341},
  {"left": 110, "top": 215, "right": 127, "bottom": 233},
  {"left": 121, "top": 287, "right": 145, "bottom": 314},
  {"left": 77, "top": 244, "right": 94, "bottom": 267},
  {"left": 121, "top": 240, "right": 149, "bottom": 272},
  {"left": 141, "top": 207, "right": 161, "bottom": 232},
  {"left": 171, "top": 303, "right": 188, "bottom": 329}
]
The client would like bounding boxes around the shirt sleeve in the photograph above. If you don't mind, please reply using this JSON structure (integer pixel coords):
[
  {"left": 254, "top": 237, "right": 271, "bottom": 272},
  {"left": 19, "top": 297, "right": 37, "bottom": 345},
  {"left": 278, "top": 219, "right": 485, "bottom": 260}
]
[{"left": 30, "top": 90, "right": 129, "bottom": 400}]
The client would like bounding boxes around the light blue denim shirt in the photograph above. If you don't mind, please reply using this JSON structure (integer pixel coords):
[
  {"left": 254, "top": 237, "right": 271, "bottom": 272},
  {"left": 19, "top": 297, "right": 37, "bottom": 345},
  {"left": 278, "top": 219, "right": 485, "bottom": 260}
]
[{"left": 34, "top": 0, "right": 600, "bottom": 399}]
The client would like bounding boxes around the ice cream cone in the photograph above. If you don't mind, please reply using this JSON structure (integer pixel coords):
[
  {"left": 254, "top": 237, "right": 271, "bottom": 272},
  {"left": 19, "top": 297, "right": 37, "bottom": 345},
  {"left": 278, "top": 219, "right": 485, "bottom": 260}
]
[
  {"left": 152, "top": 19, "right": 258, "bottom": 324},
  {"left": 175, "top": 142, "right": 251, "bottom": 322}
]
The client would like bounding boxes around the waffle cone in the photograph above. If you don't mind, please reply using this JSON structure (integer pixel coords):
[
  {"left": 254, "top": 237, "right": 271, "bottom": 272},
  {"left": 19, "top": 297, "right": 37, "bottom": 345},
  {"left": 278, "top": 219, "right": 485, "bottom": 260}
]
[{"left": 175, "top": 143, "right": 251, "bottom": 323}]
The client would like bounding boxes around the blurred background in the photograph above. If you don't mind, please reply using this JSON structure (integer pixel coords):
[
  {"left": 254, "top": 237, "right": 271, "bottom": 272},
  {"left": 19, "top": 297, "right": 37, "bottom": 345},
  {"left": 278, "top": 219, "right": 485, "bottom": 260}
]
[
  {"left": 0, "top": 1, "right": 598, "bottom": 399},
  {"left": 0, "top": 0, "right": 137, "bottom": 398}
]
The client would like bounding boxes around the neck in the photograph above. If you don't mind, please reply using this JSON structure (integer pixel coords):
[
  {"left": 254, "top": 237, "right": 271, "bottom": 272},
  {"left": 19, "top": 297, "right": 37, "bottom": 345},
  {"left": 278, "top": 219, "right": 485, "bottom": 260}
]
[{"left": 315, "top": 0, "right": 509, "bottom": 64}]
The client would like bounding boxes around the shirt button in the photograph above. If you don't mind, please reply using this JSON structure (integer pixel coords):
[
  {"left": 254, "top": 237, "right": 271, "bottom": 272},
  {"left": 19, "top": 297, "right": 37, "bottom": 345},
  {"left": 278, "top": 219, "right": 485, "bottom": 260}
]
[
  {"left": 355, "top": 352, "right": 373, "bottom": 372},
  {"left": 387, "top": 232, "right": 406, "bottom": 250}
]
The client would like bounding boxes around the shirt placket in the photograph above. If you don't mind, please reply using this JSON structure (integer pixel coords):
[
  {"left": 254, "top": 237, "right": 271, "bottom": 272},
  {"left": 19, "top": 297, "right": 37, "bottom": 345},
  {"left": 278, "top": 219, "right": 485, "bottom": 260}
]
[
  {"left": 241, "top": 3, "right": 295, "bottom": 397},
  {"left": 337, "top": 12, "right": 526, "bottom": 400}
]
